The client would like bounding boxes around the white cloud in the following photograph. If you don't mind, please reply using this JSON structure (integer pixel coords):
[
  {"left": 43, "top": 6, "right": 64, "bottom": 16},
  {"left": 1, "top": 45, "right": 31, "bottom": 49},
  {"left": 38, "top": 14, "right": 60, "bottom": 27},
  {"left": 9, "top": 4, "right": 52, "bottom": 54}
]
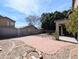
[
  {"left": 4, "top": 0, "right": 71, "bottom": 16},
  {"left": 5, "top": 0, "right": 39, "bottom": 15}
]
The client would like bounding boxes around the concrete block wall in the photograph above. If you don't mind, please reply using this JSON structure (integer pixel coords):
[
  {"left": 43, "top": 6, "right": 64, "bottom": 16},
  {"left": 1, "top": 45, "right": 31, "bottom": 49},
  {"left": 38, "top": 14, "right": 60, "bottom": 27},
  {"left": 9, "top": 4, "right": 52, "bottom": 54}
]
[
  {"left": 0, "top": 27, "right": 17, "bottom": 38},
  {"left": 17, "top": 27, "right": 41, "bottom": 37},
  {"left": 0, "top": 27, "right": 41, "bottom": 38}
]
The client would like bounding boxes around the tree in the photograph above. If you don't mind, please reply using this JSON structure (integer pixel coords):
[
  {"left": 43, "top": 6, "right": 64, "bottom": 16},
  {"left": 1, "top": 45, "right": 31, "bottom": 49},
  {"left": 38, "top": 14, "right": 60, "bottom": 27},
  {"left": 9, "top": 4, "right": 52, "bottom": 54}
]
[
  {"left": 41, "top": 13, "right": 55, "bottom": 33},
  {"left": 41, "top": 11, "right": 68, "bottom": 33},
  {"left": 65, "top": 8, "right": 78, "bottom": 37},
  {"left": 53, "top": 11, "right": 66, "bottom": 20},
  {"left": 62, "top": 10, "right": 69, "bottom": 18},
  {"left": 26, "top": 15, "right": 41, "bottom": 26}
]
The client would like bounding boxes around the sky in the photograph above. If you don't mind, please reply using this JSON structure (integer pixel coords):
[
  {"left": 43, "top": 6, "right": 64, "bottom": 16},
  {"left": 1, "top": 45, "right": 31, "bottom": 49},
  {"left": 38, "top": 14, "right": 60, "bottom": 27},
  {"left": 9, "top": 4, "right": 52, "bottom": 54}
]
[{"left": 0, "top": 0, "right": 72, "bottom": 28}]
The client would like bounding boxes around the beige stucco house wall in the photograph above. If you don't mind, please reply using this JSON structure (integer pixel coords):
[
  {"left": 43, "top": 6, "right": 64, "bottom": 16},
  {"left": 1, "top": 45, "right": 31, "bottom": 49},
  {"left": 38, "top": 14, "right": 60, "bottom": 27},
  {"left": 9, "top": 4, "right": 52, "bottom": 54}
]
[
  {"left": 54, "top": 19, "right": 67, "bottom": 36},
  {"left": 72, "top": 0, "right": 78, "bottom": 9},
  {"left": 0, "top": 16, "right": 15, "bottom": 27}
]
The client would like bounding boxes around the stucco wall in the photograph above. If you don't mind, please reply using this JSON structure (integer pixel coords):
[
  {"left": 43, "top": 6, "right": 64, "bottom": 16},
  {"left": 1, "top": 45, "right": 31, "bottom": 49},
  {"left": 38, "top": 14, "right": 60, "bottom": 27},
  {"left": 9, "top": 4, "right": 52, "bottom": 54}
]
[
  {"left": 0, "top": 17, "right": 15, "bottom": 27},
  {"left": 0, "top": 19, "right": 7, "bottom": 26}
]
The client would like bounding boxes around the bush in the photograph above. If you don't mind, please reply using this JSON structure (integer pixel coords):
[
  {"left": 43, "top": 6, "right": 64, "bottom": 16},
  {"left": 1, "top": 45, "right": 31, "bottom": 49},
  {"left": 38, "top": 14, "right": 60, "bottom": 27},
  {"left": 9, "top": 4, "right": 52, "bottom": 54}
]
[{"left": 52, "top": 32, "right": 59, "bottom": 40}]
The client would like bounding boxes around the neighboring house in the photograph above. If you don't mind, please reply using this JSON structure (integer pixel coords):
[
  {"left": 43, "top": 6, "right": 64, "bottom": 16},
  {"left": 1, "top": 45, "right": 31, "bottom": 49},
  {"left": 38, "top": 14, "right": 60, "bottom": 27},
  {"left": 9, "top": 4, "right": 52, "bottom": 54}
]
[
  {"left": 0, "top": 16, "right": 40, "bottom": 38},
  {"left": 0, "top": 15, "right": 15, "bottom": 27},
  {"left": 18, "top": 25, "right": 40, "bottom": 36},
  {"left": 0, "top": 16, "right": 17, "bottom": 38},
  {"left": 54, "top": 0, "right": 78, "bottom": 38}
]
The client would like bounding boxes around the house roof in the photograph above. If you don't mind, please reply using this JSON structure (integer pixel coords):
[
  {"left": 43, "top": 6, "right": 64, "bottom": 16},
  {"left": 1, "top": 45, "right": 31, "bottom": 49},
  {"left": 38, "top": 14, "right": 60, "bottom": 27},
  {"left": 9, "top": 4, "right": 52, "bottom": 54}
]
[
  {"left": 0, "top": 15, "right": 15, "bottom": 22},
  {"left": 20, "top": 24, "right": 39, "bottom": 30},
  {"left": 4, "top": 17, "right": 15, "bottom": 22},
  {"left": 54, "top": 19, "right": 68, "bottom": 24}
]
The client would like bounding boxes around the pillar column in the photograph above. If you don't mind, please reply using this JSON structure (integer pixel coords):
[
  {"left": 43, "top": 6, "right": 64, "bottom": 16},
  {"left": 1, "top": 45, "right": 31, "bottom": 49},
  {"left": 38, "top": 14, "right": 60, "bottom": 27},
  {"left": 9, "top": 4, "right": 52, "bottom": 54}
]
[
  {"left": 55, "top": 23, "right": 59, "bottom": 39},
  {"left": 61, "top": 26, "right": 63, "bottom": 36}
]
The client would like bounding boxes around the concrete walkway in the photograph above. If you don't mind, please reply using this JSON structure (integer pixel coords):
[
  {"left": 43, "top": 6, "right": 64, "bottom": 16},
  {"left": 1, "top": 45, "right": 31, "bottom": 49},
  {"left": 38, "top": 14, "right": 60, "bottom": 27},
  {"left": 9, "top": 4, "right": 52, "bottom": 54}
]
[{"left": 59, "top": 36, "right": 78, "bottom": 43}]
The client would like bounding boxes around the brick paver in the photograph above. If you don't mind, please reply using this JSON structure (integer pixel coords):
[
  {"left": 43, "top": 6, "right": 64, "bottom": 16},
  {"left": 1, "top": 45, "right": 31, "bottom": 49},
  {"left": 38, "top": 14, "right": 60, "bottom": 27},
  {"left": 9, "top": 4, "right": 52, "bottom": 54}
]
[{"left": 0, "top": 34, "right": 77, "bottom": 59}]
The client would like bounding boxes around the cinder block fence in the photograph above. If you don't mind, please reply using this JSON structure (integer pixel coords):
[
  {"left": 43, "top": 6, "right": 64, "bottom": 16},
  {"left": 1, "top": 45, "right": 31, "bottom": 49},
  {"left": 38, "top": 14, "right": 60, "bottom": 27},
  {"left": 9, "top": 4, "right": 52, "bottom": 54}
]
[
  {"left": 0, "top": 26, "right": 41, "bottom": 39},
  {"left": 0, "top": 27, "right": 18, "bottom": 38}
]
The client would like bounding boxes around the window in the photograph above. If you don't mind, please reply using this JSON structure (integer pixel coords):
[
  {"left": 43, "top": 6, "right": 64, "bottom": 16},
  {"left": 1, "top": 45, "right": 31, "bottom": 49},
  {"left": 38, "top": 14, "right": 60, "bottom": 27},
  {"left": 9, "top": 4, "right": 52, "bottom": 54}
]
[
  {"left": 7, "top": 21, "right": 9, "bottom": 26},
  {"left": 11, "top": 22, "right": 14, "bottom": 26}
]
